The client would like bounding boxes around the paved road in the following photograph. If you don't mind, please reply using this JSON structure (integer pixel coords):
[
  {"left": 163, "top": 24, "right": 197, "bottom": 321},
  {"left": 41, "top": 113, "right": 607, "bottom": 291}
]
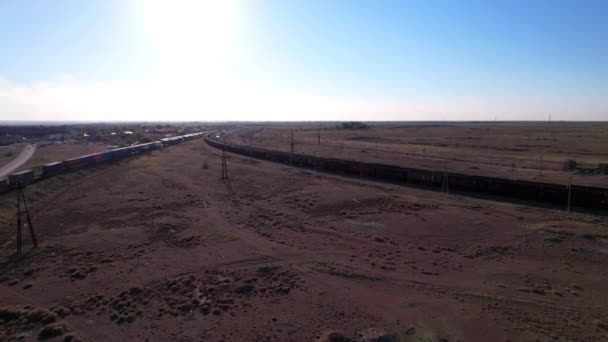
[{"left": 0, "top": 144, "right": 36, "bottom": 179}]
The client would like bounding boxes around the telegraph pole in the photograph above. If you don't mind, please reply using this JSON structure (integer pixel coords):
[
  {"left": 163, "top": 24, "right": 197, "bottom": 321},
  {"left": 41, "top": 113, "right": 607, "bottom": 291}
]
[
  {"left": 318, "top": 128, "right": 321, "bottom": 145},
  {"left": 15, "top": 185, "right": 37, "bottom": 255},
  {"left": 290, "top": 131, "right": 294, "bottom": 154},
  {"left": 567, "top": 176, "right": 572, "bottom": 213},
  {"left": 441, "top": 172, "right": 450, "bottom": 194},
  {"left": 220, "top": 145, "right": 229, "bottom": 180},
  {"left": 16, "top": 189, "right": 21, "bottom": 255}
]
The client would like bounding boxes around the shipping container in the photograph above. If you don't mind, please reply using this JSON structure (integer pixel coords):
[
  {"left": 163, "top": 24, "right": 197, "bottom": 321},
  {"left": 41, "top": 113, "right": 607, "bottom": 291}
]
[
  {"left": 0, "top": 177, "right": 9, "bottom": 192},
  {"left": 42, "top": 161, "right": 65, "bottom": 177},
  {"left": 63, "top": 155, "right": 94, "bottom": 169},
  {"left": 9, "top": 169, "right": 35, "bottom": 187},
  {"left": 91, "top": 152, "right": 108, "bottom": 163}
]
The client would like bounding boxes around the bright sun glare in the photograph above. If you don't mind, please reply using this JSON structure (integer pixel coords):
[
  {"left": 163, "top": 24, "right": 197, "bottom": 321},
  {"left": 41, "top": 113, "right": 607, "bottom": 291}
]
[{"left": 134, "top": 0, "right": 240, "bottom": 77}]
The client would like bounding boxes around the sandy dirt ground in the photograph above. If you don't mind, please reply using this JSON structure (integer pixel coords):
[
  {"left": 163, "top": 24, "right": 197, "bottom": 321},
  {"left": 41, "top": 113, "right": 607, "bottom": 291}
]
[
  {"left": 0, "top": 144, "right": 36, "bottom": 179},
  {"left": 0, "top": 145, "right": 26, "bottom": 173},
  {"left": 224, "top": 123, "right": 608, "bottom": 187},
  {"left": 16, "top": 142, "right": 109, "bottom": 173},
  {"left": 1, "top": 139, "right": 608, "bottom": 341}
]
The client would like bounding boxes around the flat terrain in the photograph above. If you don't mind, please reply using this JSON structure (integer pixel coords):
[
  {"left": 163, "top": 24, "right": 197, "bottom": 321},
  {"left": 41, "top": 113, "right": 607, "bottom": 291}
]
[
  {"left": 1, "top": 138, "right": 608, "bottom": 341},
  {"left": 0, "top": 144, "right": 36, "bottom": 179},
  {"left": 17, "top": 142, "right": 108, "bottom": 173},
  {"left": 0, "top": 145, "right": 25, "bottom": 173},
  {"left": 0, "top": 141, "right": 109, "bottom": 181},
  {"left": 225, "top": 122, "right": 608, "bottom": 187}
]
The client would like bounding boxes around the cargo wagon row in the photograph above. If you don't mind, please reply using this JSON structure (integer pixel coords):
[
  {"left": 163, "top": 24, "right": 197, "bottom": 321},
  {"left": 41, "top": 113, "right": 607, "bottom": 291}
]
[{"left": 2, "top": 132, "right": 208, "bottom": 190}]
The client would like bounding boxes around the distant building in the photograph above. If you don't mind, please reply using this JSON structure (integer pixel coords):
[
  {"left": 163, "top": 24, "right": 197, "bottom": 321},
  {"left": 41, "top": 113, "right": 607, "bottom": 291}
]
[
  {"left": 46, "top": 133, "right": 63, "bottom": 141},
  {"left": 151, "top": 128, "right": 178, "bottom": 134},
  {"left": 339, "top": 122, "right": 369, "bottom": 129}
]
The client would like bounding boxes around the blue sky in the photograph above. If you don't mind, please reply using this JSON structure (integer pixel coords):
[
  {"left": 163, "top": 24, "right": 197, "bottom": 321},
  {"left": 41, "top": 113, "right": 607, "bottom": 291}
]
[{"left": 0, "top": 0, "right": 606, "bottom": 121}]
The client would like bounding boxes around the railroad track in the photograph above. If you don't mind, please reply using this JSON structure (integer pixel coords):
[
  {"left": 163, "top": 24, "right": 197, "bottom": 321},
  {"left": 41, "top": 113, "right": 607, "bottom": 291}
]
[{"left": 205, "top": 135, "right": 608, "bottom": 213}]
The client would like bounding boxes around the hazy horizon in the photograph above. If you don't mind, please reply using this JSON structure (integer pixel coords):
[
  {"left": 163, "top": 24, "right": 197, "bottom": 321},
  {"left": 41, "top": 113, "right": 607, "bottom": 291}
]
[{"left": 1, "top": 0, "right": 607, "bottom": 122}]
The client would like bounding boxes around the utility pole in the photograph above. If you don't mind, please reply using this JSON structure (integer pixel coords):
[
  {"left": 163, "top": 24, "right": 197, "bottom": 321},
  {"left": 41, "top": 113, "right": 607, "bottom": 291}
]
[
  {"left": 441, "top": 172, "right": 450, "bottom": 194},
  {"left": 539, "top": 151, "right": 544, "bottom": 177},
  {"left": 220, "top": 145, "right": 229, "bottom": 180},
  {"left": 16, "top": 188, "right": 21, "bottom": 255},
  {"left": 567, "top": 176, "right": 572, "bottom": 213},
  {"left": 317, "top": 128, "right": 320, "bottom": 145},
  {"left": 290, "top": 131, "right": 294, "bottom": 154},
  {"left": 15, "top": 185, "right": 37, "bottom": 255}
]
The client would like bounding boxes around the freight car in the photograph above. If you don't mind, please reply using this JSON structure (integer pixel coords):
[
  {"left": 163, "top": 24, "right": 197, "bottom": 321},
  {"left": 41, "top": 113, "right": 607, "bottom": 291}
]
[
  {"left": 203, "top": 137, "right": 608, "bottom": 211},
  {"left": 9, "top": 169, "right": 35, "bottom": 187},
  {"left": 63, "top": 154, "right": 95, "bottom": 169},
  {"left": 0, "top": 177, "right": 8, "bottom": 192},
  {"left": 91, "top": 152, "right": 110, "bottom": 163},
  {"left": 0, "top": 132, "right": 206, "bottom": 194},
  {"left": 571, "top": 185, "right": 608, "bottom": 208},
  {"left": 377, "top": 164, "right": 402, "bottom": 182},
  {"left": 276, "top": 151, "right": 291, "bottom": 164},
  {"left": 42, "top": 161, "right": 65, "bottom": 177}
]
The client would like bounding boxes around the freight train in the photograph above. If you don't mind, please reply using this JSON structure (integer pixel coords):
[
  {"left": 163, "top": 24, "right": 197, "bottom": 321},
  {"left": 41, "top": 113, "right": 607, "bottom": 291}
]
[
  {"left": 1, "top": 132, "right": 206, "bottom": 191},
  {"left": 204, "top": 135, "right": 608, "bottom": 212}
]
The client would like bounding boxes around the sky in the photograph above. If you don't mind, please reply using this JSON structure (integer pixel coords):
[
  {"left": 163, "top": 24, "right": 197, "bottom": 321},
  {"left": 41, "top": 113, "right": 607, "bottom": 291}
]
[{"left": 0, "top": 0, "right": 607, "bottom": 122}]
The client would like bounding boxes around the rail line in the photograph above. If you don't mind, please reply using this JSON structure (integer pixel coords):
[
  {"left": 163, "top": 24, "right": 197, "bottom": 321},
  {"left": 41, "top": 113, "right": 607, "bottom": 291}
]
[
  {"left": 205, "top": 135, "right": 608, "bottom": 213},
  {"left": 0, "top": 132, "right": 208, "bottom": 193}
]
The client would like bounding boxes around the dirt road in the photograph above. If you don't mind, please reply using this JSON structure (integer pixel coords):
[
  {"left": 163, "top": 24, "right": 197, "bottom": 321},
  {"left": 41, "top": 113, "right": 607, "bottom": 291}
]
[{"left": 0, "top": 144, "right": 36, "bottom": 179}]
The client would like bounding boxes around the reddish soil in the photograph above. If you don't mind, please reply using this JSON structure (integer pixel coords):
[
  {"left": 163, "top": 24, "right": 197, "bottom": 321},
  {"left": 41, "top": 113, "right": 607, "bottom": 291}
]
[
  {"left": 225, "top": 123, "right": 608, "bottom": 187},
  {"left": 1, "top": 138, "right": 608, "bottom": 341}
]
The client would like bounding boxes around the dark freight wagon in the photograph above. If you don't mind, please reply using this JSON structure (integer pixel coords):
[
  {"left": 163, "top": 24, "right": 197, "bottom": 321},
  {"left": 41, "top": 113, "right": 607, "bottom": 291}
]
[
  {"left": 0, "top": 178, "right": 8, "bottom": 192},
  {"left": 42, "top": 161, "right": 65, "bottom": 177},
  {"left": 0, "top": 132, "right": 207, "bottom": 195},
  {"left": 571, "top": 185, "right": 608, "bottom": 208},
  {"left": 203, "top": 137, "right": 608, "bottom": 211},
  {"left": 373, "top": 164, "right": 404, "bottom": 181},
  {"left": 91, "top": 152, "right": 110, "bottom": 163},
  {"left": 9, "top": 169, "right": 35, "bottom": 187},
  {"left": 63, "top": 155, "right": 95, "bottom": 169}
]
